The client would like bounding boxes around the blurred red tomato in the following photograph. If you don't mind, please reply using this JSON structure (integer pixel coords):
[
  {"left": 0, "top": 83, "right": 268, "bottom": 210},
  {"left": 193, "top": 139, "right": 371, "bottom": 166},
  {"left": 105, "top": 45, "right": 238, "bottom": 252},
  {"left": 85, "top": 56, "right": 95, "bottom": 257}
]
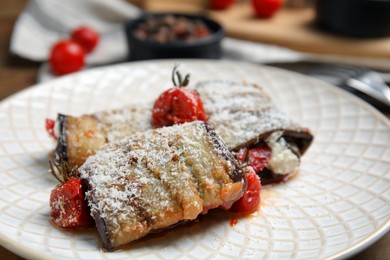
[
  {"left": 252, "top": 0, "right": 283, "bottom": 18},
  {"left": 210, "top": 0, "right": 235, "bottom": 10},
  {"left": 230, "top": 167, "right": 261, "bottom": 214},
  {"left": 49, "top": 40, "right": 85, "bottom": 75},
  {"left": 71, "top": 26, "right": 99, "bottom": 53}
]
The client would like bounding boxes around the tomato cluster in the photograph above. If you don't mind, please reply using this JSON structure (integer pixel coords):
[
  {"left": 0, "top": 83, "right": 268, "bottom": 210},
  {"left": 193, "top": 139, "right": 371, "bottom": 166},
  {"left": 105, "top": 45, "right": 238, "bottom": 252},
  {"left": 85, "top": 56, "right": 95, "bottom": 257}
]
[{"left": 49, "top": 26, "right": 99, "bottom": 75}]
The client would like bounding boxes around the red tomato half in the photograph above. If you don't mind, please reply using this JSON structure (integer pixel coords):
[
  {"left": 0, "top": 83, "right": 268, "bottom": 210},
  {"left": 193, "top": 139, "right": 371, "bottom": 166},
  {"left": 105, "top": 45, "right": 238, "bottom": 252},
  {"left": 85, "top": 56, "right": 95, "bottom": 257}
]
[
  {"left": 252, "top": 0, "right": 283, "bottom": 18},
  {"left": 230, "top": 167, "right": 261, "bottom": 214},
  {"left": 152, "top": 87, "right": 207, "bottom": 128},
  {"left": 45, "top": 118, "right": 57, "bottom": 140},
  {"left": 237, "top": 143, "right": 272, "bottom": 173},
  {"left": 49, "top": 40, "right": 85, "bottom": 75},
  {"left": 50, "top": 178, "right": 93, "bottom": 228},
  {"left": 71, "top": 26, "right": 100, "bottom": 53}
]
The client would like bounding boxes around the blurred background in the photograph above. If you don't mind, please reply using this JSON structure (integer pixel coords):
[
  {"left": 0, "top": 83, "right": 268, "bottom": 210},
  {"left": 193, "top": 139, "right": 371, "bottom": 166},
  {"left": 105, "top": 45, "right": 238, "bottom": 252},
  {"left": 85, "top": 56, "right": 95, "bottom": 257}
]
[
  {"left": 3, "top": 0, "right": 390, "bottom": 109},
  {"left": 0, "top": 0, "right": 389, "bottom": 259}
]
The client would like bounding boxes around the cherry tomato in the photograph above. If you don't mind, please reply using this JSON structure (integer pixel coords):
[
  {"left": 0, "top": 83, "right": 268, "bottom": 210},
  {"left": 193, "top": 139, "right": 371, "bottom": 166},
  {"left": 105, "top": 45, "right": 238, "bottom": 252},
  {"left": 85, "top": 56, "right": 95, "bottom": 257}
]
[
  {"left": 152, "top": 66, "right": 207, "bottom": 128},
  {"left": 252, "top": 0, "right": 283, "bottom": 18},
  {"left": 237, "top": 143, "right": 272, "bottom": 172},
  {"left": 71, "top": 26, "right": 100, "bottom": 53},
  {"left": 210, "top": 0, "right": 235, "bottom": 10},
  {"left": 152, "top": 87, "right": 207, "bottom": 128},
  {"left": 50, "top": 178, "right": 93, "bottom": 228},
  {"left": 230, "top": 167, "right": 261, "bottom": 214},
  {"left": 45, "top": 118, "right": 57, "bottom": 140},
  {"left": 49, "top": 40, "right": 85, "bottom": 75}
]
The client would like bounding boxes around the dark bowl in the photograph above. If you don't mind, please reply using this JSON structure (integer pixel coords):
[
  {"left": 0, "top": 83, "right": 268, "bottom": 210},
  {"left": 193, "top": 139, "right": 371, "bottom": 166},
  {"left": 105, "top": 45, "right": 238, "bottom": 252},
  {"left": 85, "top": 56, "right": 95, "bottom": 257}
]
[
  {"left": 125, "top": 13, "right": 224, "bottom": 61},
  {"left": 315, "top": 0, "right": 390, "bottom": 38}
]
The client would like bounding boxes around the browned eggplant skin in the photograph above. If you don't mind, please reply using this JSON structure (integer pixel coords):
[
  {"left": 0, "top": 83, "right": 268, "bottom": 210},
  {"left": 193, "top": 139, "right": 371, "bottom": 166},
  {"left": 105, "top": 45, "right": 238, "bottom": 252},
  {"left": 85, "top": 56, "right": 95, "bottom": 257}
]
[
  {"left": 283, "top": 130, "right": 314, "bottom": 156},
  {"left": 54, "top": 114, "right": 68, "bottom": 165},
  {"left": 202, "top": 122, "right": 245, "bottom": 185},
  {"left": 90, "top": 195, "right": 112, "bottom": 250},
  {"left": 52, "top": 114, "right": 108, "bottom": 174}
]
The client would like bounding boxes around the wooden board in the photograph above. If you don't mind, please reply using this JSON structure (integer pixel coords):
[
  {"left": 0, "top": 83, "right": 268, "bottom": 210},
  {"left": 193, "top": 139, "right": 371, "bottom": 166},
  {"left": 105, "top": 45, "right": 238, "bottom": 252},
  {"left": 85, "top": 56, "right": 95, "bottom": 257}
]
[
  {"left": 144, "top": 1, "right": 390, "bottom": 60},
  {"left": 208, "top": 3, "right": 390, "bottom": 59}
]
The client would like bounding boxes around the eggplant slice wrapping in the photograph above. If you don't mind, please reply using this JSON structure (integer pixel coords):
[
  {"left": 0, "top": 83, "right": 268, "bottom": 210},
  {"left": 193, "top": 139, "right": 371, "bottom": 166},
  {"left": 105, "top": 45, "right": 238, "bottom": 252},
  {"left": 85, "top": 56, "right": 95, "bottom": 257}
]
[
  {"left": 52, "top": 80, "right": 313, "bottom": 184},
  {"left": 79, "top": 121, "right": 245, "bottom": 250}
]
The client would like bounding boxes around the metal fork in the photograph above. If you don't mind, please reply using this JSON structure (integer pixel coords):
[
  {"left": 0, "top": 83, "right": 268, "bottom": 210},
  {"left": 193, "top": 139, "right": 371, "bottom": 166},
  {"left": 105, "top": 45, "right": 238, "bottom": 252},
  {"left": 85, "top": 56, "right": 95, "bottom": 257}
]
[
  {"left": 347, "top": 71, "right": 390, "bottom": 107},
  {"left": 306, "top": 65, "right": 390, "bottom": 110}
]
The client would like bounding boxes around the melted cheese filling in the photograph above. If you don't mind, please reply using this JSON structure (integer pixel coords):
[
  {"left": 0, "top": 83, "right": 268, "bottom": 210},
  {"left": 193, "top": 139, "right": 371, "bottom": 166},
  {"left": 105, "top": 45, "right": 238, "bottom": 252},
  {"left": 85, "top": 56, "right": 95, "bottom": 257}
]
[{"left": 265, "top": 131, "right": 299, "bottom": 175}]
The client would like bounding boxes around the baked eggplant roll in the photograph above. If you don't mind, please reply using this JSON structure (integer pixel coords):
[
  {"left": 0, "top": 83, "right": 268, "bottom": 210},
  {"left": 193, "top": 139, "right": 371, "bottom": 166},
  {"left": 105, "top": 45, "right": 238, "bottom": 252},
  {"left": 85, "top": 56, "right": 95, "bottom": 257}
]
[
  {"left": 52, "top": 103, "right": 152, "bottom": 171},
  {"left": 79, "top": 121, "right": 245, "bottom": 250},
  {"left": 195, "top": 81, "right": 313, "bottom": 185},
  {"left": 50, "top": 80, "right": 313, "bottom": 185}
]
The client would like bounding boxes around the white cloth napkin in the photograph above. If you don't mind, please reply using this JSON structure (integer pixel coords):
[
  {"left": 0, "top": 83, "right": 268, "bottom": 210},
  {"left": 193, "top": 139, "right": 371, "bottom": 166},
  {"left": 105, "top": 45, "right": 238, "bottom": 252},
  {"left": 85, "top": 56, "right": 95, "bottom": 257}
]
[{"left": 11, "top": 0, "right": 141, "bottom": 65}]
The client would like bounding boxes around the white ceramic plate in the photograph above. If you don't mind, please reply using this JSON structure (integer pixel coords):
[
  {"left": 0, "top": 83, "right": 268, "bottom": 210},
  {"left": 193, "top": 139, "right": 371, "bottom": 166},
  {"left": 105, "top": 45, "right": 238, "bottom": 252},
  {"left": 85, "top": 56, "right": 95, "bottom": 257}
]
[{"left": 0, "top": 60, "right": 389, "bottom": 260}]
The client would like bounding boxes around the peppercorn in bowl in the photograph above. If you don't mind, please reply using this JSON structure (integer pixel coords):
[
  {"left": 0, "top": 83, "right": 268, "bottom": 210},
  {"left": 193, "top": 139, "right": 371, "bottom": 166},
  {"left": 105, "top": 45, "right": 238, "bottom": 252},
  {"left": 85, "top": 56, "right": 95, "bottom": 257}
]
[{"left": 125, "top": 13, "right": 224, "bottom": 61}]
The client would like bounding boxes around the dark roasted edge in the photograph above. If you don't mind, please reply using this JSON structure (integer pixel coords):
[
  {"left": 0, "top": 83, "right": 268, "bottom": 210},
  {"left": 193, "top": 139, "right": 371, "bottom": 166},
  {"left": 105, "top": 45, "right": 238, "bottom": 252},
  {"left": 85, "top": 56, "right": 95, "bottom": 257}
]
[
  {"left": 283, "top": 129, "right": 314, "bottom": 156},
  {"left": 201, "top": 122, "right": 246, "bottom": 189},
  {"left": 231, "top": 128, "right": 314, "bottom": 156},
  {"left": 260, "top": 168, "right": 294, "bottom": 186},
  {"left": 54, "top": 113, "right": 68, "bottom": 165},
  {"left": 230, "top": 128, "right": 314, "bottom": 185},
  {"left": 82, "top": 180, "right": 113, "bottom": 251}
]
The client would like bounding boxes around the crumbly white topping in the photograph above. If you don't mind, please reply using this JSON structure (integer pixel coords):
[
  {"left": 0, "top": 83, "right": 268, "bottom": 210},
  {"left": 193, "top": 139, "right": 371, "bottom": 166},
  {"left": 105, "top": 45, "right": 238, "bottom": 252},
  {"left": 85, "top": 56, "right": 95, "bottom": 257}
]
[
  {"left": 95, "top": 102, "right": 152, "bottom": 142},
  {"left": 88, "top": 81, "right": 303, "bottom": 152},
  {"left": 265, "top": 131, "right": 300, "bottom": 175},
  {"left": 79, "top": 121, "right": 241, "bottom": 246},
  {"left": 193, "top": 80, "right": 302, "bottom": 151},
  {"left": 82, "top": 80, "right": 306, "bottom": 156}
]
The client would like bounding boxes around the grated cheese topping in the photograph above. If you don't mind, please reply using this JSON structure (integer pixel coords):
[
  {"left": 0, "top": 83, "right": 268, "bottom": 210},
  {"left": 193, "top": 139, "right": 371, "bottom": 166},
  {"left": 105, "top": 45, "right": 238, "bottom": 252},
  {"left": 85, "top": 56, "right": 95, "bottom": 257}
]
[
  {"left": 79, "top": 121, "right": 243, "bottom": 248},
  {"left": 63, "top": 79, "right": 311, "bottom": 185},
  {"left": 193, "top": 80, "right": 303, "bottom": 151},
  {"left": 95, "top": 102, "right": 153, "bottom": 142}
]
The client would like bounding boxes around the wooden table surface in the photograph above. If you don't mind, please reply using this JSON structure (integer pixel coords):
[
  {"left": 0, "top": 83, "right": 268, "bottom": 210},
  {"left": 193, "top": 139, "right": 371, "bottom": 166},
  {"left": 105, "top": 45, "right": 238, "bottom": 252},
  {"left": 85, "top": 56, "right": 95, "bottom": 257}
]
[
  {"left": 0, "top": 1, "right": 389, "bottom": 259},
  {"left": 208, "top": 3, "right": 390, "bottom": 59}
]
